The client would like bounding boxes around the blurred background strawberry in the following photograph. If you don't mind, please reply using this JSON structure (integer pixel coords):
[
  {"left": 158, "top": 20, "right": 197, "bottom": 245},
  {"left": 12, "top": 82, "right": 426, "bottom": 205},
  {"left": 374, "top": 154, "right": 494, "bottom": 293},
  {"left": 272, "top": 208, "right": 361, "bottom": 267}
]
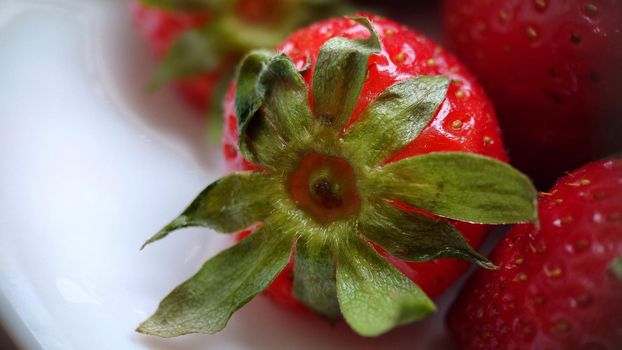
[
  {"left": 131, "top": 0, "right": 353, "bottom": 117},
  {"left": 442, "top": 0, "right": 622, "bottom": 189}
]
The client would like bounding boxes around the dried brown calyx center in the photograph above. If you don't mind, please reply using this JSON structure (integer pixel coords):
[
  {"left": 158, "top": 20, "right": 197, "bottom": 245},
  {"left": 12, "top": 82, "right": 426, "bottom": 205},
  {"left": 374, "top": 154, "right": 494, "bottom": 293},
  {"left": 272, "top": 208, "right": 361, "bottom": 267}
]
[
  {"left": 310, "top": 177, "right": 343, "bottom": 209},
  {"left": 289, "top": 153, "right": 360, "bottom": 224}
]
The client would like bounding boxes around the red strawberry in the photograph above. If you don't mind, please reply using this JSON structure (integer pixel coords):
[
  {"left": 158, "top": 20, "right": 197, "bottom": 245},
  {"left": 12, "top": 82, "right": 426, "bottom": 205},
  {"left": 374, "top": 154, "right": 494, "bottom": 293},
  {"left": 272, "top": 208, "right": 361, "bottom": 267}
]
[
  {"left": 129, "top": 2, "right": 209, "bottom": 58},
  {"left": 130, "top": 0, "right": 352, "bottom": 114},
  {"left": 137, "top": 15, "right": 536, "bottom": 338},
  {"left": 442, "top": 0, "right": 622, "bottom": 189},
  {"left": 130, "top": 1, "right": 216, "bottom": 110},
  {"left": 223, "top": 14, "right": 514, "bottom": 309},
  {"left": 447, "top": 158, "right": 622, "bottom": 349}
]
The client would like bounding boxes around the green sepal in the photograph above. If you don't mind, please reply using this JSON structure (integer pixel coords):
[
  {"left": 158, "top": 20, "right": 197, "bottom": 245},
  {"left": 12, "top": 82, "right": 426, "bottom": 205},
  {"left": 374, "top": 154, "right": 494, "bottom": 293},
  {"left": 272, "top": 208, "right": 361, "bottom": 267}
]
[
  {"left": 141, "top": 172, "right": 278, "bottom": 249},
  {"left": 336, "top": 235, "right": 436, "bottom": 337},
  {"left": 369, "top": 152, "right": 538, "bottom": 224},
  {"left": 150, "top": 15, "right": 285, "bottom": 89},
  {"left": 235, "top": 51, "right": 313, "bottom": 168},
  {"left": 311, "top": 17, "right": 381, "bottom": 130},
  {"left": 360, "top": 200, "right": 495, "bottom": 269},
  {"left": 295, "top": 0, "right": 354, "bottom": 22},
  {"left": 611, "top": 256, "right": 622, "bottom": 281},
  {"left": 235, "top": 50, "right": 278, "bottom": 163},
  {"left": 137, "top": 223, "right": 296, "bottom": 337},
  {"left": 241, "top": 116, "right": 287, "bottom": 169},
  {"left": 293, "top": 238, "right": 341, "bottom": 320},
  {"left": 343, "top": 76, "right": 450, "bottom": 167},
  {"left": 213, "top": 14, "right": 295, "bottom": 52},
  {"left": 257, "top": 54, "right": 313, "bottom": 143},
  {"left": 149, "top": 26, "right": 224, "bottom": 89},
  {"left": 205, "top": 69, "right": 234, "bottom": 141},
  {"left": 138, "top": 0, "right": 230, "bottom": 12},
  {"left": 210, "top": 3, "right": 354, "bottom": 53},
  {"left": 250, "top": 54, "right": 313, "bottom": 168}
]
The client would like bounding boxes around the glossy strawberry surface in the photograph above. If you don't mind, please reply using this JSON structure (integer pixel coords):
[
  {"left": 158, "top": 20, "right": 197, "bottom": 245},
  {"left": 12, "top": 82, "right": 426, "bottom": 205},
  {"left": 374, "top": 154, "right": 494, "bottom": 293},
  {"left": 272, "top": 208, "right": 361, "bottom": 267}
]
[
  {"left": 223, "top": 14, "right": 510, "bottom": 310},
  {"left": 443, "top": 0, "right": 622, "bottom": 188},
  {"left": 448, "top": 158, "right": 622, "bottom": 349}
]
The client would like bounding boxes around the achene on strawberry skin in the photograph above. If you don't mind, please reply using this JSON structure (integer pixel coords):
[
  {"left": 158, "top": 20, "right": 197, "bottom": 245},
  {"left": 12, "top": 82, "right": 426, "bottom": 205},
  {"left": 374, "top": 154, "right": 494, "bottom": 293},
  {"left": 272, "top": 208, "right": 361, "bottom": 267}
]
[
  {"left": 448, "top": 158, "right": 622, "bottom": 350},
  {"left": 442, "top": 0, "right": 622, "bottom": 189},
  {"left": 137, "top": 15, "right": 537, "bottom": 338}
]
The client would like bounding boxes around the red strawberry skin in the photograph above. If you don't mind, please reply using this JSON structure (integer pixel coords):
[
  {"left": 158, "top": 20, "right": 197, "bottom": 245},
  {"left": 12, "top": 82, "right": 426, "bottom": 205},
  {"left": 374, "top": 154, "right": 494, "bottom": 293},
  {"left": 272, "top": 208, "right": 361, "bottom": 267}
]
[
  {"left": 447, "top": 158, "right": 622, "bottom": 349},
  {"left": 130, "top": 1, "right": 221, "bottom": 111},
  {"left": 442, "top": 0, "right": 622, "bottom": 188},
  {"left": 223, "top": 15, "right": 510, "bottom": 309}
]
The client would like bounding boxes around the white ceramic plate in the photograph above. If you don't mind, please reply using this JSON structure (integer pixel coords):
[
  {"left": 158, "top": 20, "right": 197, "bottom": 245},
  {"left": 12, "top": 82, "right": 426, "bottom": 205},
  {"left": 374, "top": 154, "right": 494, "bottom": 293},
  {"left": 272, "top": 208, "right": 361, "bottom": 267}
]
[{"left": 0, "top": 1, "right": 473, "bottom": 349}]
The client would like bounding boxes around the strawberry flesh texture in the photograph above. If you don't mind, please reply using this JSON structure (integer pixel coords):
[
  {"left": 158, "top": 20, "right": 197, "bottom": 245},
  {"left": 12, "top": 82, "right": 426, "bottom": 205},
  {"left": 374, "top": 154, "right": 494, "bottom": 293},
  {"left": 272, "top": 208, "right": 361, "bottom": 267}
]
[
  {"left": 447, "top": 158, "right": 622, "bottom": 349},
  {"left": 223, "top": 15, "right": 510, "bottom": 310},
  {"left": 442, "top": 0, "right": 622, "bottom": 189}
]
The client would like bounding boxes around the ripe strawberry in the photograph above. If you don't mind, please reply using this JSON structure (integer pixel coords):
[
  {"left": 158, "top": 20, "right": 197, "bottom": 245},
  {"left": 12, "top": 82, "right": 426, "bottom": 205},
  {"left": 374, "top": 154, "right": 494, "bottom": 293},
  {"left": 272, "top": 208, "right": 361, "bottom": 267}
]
[
  {"left": 130, "top": 0, "right": 352, "bottom": 114},
  {"left": 447, "top": 158, "right": 622, "bottom": 349},
  {"left": 137, "top": 15, "right": 537, "bottom": 338},
  {"left": 129, "top": 2, "right": 209, "bottom": 58},
  {"left": 442, "top": 0, "right": 622, "bottom": 189},
  {"left": 130, "top": 1, "right": 215, "bottom": 110},
  {"left": 224, "top": 14, "right": 511, "bottom": 305}
]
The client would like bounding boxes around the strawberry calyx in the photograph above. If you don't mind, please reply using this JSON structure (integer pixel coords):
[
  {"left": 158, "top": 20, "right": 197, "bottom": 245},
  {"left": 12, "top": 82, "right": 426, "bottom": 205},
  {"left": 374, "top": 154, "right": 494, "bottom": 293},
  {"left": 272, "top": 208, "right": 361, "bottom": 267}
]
[{"left": 137, "top": 17, "right": 538, "bottom": 338}]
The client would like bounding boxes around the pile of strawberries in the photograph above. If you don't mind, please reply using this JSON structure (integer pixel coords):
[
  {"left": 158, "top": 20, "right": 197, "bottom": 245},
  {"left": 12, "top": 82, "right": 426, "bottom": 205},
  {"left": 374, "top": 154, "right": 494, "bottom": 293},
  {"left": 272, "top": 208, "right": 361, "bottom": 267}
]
[{"left": 132, "top": 1, "right": 621, "bottom": 349}]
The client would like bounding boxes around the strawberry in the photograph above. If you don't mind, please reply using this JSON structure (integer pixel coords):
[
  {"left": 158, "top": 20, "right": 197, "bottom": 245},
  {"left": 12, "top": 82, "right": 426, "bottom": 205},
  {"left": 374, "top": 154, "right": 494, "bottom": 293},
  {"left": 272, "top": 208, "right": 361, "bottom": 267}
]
[
  {"left": 447, "top": 158, "right": 622, "bottom": 349},
  {"left": 130, "top": 0, "right": 352, "bottom": 114},
  {"left": 223, "top": 13, "right": 519, "bottom": 307},
  {"left": 137, "top": 15, "right": 537, "bottom": 338},
  {"left": 442, "top": 0, "right": 622, "bottom": 189},
  {"left": 130, "top": 1, "right": 216, "bottom": 110}
]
